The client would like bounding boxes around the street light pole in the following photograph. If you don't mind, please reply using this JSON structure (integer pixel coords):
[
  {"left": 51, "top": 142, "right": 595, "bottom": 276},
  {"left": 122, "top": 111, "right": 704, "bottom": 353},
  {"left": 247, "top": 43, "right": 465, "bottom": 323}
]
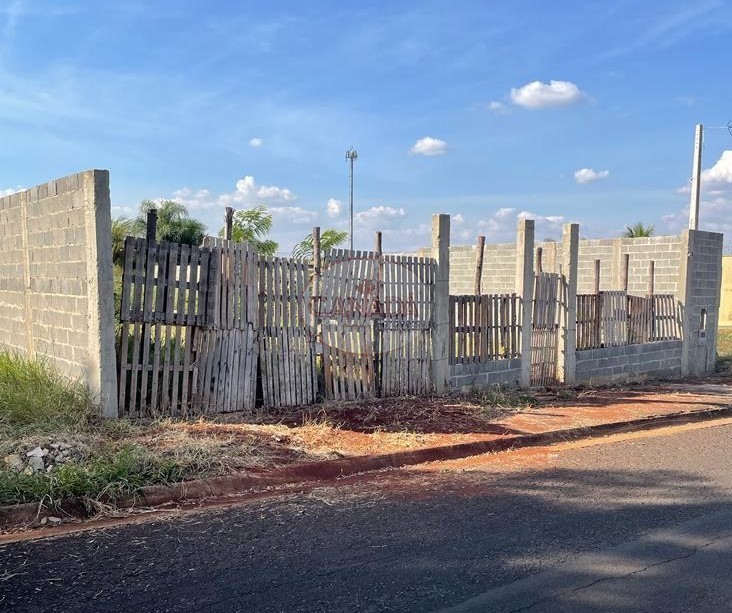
[{"left": 346, "top": 147, "right": 358, "bottom": 252}]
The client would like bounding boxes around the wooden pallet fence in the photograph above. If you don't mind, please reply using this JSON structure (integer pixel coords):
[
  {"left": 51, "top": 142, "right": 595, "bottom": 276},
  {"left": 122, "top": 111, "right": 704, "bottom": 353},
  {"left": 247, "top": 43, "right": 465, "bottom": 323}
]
[
  {"left": 380, "top": 255, "right": 435, "bottom": 396},
  {"left": 321, "top": 320, "right": 376, "bottom": 401},
  {"left": 601, "top": 291, "right": 628, "bottom": 347},
  {"left": 579, "top": 293, "right": 682, "bottom": 350},
  {"left": 258, "top": 256, "right": 316, "bottom": 408},
  {"left": 530, "top": 273, "right": 563, "bottom": 387},
  {"left": 449, "top": 294, "right": 521, "bottom": 365},
  {"left": 652, "top": 294, "right": 682, "bottom": 341},
  {"left": 117, "top": 237, "right": 218, "bottom": 417}
]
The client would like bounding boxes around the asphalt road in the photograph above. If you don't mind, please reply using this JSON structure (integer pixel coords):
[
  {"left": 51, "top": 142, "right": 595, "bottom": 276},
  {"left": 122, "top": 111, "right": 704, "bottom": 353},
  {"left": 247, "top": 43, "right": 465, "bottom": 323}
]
[{"left": 3, "top": 422, "right": 732, "bottom": 612}]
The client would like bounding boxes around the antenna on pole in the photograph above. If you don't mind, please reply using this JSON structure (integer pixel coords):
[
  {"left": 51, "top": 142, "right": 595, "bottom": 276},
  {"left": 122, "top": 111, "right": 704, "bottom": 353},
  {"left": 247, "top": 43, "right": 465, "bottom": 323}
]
[
  {"left": 346, "top": 147, "right": 358, "bottom": 252},
  {"left": 688, "top": 124, "right": 703, "bottom": 230}
]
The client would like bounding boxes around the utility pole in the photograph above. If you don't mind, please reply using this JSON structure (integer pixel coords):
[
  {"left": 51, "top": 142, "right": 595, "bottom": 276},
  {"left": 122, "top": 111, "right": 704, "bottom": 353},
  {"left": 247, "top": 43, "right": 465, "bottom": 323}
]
[
  {"left": 346, "top": 147, "right": 358, "bottom": 252},
  {"left": 688, "top": 123, "right": 703, "bottom": 230}
]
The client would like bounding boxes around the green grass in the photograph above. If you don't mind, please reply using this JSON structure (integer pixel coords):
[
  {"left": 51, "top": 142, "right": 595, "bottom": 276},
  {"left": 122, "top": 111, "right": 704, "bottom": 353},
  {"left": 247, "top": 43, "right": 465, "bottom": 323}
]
[
  {"left": 473, "top": 385, "right": 535, "bottom": 410},
  {"left": 0, "top": 350, "right": 94, "bottom": 434},
  {"left": 0, "top": 445, "right": 183, "bottom": 507},
  {"left": 716, "top": 328, "right": 732, "bottom": 373}
]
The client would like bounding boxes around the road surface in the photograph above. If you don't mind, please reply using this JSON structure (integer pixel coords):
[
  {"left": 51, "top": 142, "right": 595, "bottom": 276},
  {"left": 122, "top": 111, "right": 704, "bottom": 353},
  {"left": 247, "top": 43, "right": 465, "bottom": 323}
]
[{"left": 3, "top": 421, "right": 732, "bottom": 612}]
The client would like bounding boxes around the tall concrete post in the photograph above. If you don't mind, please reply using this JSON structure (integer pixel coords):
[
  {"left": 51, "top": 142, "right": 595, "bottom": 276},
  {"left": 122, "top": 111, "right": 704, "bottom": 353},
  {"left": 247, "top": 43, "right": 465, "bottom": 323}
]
[
  {"left": 431, "top": 214, "right": 450, "bottom": 393},
  {"left": 516, "top": 219, "right": 535, "bottom": 389},
  {"left": 558, "top": 223, "right": 579, "bottom": 384}
]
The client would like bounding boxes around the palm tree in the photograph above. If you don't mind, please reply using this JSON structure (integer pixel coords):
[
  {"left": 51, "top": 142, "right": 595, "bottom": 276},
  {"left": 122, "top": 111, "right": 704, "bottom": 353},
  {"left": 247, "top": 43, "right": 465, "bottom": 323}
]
[
  {"left": 220, "top": 205, "right": 279, "bottom": 256},
  {"left": 111, "top": 218, "right": 136, "bottom": 267},
  {"left": 292, "top": 229, "right": 349, "bottom": 259},
  {"left": 623, "top": 223, "right": 654, "bottom": 238},
  {"left": 133, "top": 199, "right": 207, "bottom": 246}
]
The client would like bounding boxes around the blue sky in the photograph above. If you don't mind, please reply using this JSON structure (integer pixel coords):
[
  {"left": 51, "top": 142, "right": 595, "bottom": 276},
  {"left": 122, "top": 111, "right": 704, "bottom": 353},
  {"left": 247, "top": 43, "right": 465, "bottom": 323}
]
[{"left": 1, "top": 0, "right": 732, "bottom": 252}]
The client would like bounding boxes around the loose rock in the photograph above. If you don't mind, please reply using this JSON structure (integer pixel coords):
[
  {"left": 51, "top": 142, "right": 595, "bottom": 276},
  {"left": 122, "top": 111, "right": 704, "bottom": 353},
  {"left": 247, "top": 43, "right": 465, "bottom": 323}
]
[{"left": 28, "top": 456, "right": 45, "bottom": 472}]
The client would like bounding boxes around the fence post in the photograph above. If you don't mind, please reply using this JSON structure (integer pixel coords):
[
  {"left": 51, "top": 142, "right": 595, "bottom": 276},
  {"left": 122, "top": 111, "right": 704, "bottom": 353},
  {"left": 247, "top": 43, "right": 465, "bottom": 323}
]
[
  {"left": 474, "top": 235, "right": 485, "bottom": 296},
  {"left": 516, "top": 218, "right": 535, "bottom": 388},
  {"left": 146, "top": 209, "right": 158, "bottom": 242},
  {"left": 558, "top": 223, "right": 579, "bottom": 384},
  {"left": 622, "top": 254, "right": 630, "bottom": 292},
  {"left": 431, "top": 214, "right": 450, "bottom": 393},
  {"left": 224, "top": 207, "right": 234, "bottom": 241},
  {"left": 536, "top": 246, "right": 543, "bottom": 274},
  {"left": 311, "top": 227, "right": 321, "bottom": 334}
]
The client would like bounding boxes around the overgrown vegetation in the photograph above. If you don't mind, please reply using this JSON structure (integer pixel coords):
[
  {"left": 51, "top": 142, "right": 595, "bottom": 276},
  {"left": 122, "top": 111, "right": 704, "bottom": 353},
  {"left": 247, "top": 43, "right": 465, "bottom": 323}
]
[
  {"left": 716, "top": 327, "right": 732, "bottom": 373},
  {"left": 473, "top": 385, "right": 535, "bottom": 410},
  {"left": 0, "top": 351, "right": 93, "bottom": 434},
  {"left": 0, "top": 445, "right": 182, "bottom": 506}
]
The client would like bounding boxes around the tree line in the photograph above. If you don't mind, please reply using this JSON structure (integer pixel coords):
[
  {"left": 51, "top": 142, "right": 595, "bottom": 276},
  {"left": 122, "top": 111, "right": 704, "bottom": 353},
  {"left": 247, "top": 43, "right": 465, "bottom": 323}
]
[{"left": 111, "top": 200, "right": 347, "bottom": 266}]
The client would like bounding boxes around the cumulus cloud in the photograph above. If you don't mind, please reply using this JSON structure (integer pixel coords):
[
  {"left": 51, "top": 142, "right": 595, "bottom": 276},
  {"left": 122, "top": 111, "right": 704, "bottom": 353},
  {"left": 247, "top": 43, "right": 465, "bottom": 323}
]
[
  {"left": 172, "top": 175, "right": 297, "bottom": 211},
  {"left": 477, "top": 207, "right": 567, "bottom": 243},
  {"left": 248, "top": 137, "right": 263, "bottom": 148},
  {"left": 269, "top": 206, "right": 317, "bottom": 224},
  {"left": 452, "top": 213, "right": 465, "bottom": 224},
  {"left": 487, "top": 101, "right": 505, "bottom": 113},
  {"left": 409, "top": 136, "right": 448, "bottom": 156},
  {"left": 574, "top": 168, "right": 610, "bottom": 184},
  {"left": 355, "top": 205, "right": 406, "bottom": 227},
  {"left": 327, "top": 198, "right": 342, "bottom": 218},
  {"left": 701, "top": 150, "right": 732, "bottom": 190},
  {"left": 509, "top": 80, "right": 586, "bottom": 109}
]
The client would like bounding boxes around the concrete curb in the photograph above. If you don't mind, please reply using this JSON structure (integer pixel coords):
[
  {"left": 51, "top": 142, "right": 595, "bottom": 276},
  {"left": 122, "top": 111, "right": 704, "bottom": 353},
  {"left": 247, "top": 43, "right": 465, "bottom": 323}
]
[{"left": 3, "top": 405, "right": 731, "bottom": 531}]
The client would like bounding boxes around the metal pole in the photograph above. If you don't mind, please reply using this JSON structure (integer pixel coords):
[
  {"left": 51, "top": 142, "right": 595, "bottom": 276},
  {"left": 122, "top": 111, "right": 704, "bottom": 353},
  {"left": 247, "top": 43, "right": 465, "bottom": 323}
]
[
  {"left": 346, "top": 147, "right": 358, "bottom": 252},
  {"left": 689, "top": 123, "right": 703, "bottom": 230}
]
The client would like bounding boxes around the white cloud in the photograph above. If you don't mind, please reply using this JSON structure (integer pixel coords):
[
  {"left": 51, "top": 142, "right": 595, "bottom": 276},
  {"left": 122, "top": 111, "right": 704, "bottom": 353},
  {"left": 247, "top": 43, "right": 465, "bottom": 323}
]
[
  {"left": 487, "top": 101, "right": 505, "bottom": 113},
  {"left": 173, "top": 175, "right": 298, "bottom": 211},
  {"left": 701, "top": 150, "right": 732, "bottom": 190},
  {"left": 409, "top": 136, "right": 448, "bottom": 156},
  {"left": 452, "top": 213, "right": 464, "bottom": 224},
  {"left": 269, "top": 206, "right": 317, "bottom": 224},
  {"left": 355, "top": 205, "right": 406, "bottom": 227},
  {"left": 509, "top": 80, "right": 586, "bottom": 109},
  {"left": 111, "top": 205, "right": 137, "bottom": 217},
  {"left": 0, "top": 186, "right": 22, "bottom": 197},
  {"left": 574, "top": 168, "right": 610, "bottom": 184},
  {"left": 248, "top": 137, "right": 263, "bottom": 148},
  {"left": 327, "top": 198, "right": 342, "bottom": 218},
  {"left": 476, "top": 207, "right": 567, "bottom": 243}
]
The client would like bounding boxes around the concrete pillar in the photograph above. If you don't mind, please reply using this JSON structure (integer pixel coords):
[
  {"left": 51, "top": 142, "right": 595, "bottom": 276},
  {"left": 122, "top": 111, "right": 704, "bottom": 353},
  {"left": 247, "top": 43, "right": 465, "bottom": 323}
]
[
  {"left": 84, "top": 170, "right": 119, "bottom": 418},
  {"left": 515, "top": 219, "right": 535, "bottom": 388},
  {"left": 431, "top": 214, "right": 450, "bottom": 393},
  {"left": 558, "top": 223, "right": 579, "bottom": 384}
]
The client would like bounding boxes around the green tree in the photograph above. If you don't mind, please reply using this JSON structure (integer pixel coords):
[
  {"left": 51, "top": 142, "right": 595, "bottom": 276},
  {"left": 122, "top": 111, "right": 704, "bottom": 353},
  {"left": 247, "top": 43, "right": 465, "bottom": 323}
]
[
  {"left": 292, "top": 229, "right": 348, "bottom": 259},
  {"left": 111, "top": 217, "right": 136, "bottom": 267},
  {"left": 623, "top": 222, "right": 655, "bottom": 238},
  {"left": 133, "top": 199, "right": 207, "bottom": 246},
  {"left": 220, "top": 205, "right": 279, "bottom": 256}
]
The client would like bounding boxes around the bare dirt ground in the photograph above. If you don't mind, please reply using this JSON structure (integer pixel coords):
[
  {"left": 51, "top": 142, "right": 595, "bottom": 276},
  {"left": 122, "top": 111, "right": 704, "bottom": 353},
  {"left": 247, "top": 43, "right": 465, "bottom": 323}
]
[{"left": 108, "top": 378, "right": 732, "bottom": 473}]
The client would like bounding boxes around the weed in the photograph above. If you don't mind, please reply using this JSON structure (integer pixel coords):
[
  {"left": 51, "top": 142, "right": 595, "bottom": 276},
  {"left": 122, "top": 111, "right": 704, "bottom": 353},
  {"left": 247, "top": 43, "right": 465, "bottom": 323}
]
[
  {"left": 0, "top": 350, "right": 93, "bottom": 435},
  {"left": 0, "top": 445, "right": 182, "bottom": 507},
  {"left": 473, "top": 385, "right": 535, "bottom": 410}
]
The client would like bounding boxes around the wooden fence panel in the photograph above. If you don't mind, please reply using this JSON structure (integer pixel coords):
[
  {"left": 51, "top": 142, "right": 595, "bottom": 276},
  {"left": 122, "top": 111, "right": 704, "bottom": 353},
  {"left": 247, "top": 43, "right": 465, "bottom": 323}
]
[
  {"left": 601, "top": 291, "right": 628, "bottom": 347},
  {"left": 530, "top": 273, "right": 563, "bottom": 386},
  {"left": 449, "top": 294, "right": 521, "bottom": 364},
  {"left": 258, "top": 256, "right": 316, "bottom": 408}
]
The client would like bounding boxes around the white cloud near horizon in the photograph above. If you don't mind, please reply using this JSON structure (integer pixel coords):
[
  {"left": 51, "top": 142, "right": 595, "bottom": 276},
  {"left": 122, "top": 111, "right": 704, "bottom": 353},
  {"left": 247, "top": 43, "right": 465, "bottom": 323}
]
[
  {"left": 327, "top": 198, "right": 342, "bottom": 217},
  {"left": 510, "top": 80, "right": 586, "bottom": 109},
  {"left": 409, "top": 136, "right": 448, "bottom": 156},
  {"left": 477, "top": 207, "right": 567, "bottom": 243},
  {"left": 574, "top": 168, "right": 610, "bottom": 184},
  {"left": 355, "top": 205, "right": 406, "bottom": 227},
  {"left": 172, "top": 175, "right": 297, "bottom": 211}
]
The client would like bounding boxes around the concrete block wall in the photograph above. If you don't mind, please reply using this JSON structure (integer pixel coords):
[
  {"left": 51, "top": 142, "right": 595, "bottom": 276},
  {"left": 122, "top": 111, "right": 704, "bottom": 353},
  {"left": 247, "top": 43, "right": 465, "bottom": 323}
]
[
  {"left": 421, "top": 235, "right": 683, "bottom": 298},
  {"left": 680, "top": 230, "right": 723, "bottom": 376},
  {"left": 575, "top": 341, "right": 683, "bottom": 386},
  {"left": 450, "top": 358, "right": 522, "bottom": 391},
  {"left": 0, "top": 170, "right": 117, "bottom": 417}
]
